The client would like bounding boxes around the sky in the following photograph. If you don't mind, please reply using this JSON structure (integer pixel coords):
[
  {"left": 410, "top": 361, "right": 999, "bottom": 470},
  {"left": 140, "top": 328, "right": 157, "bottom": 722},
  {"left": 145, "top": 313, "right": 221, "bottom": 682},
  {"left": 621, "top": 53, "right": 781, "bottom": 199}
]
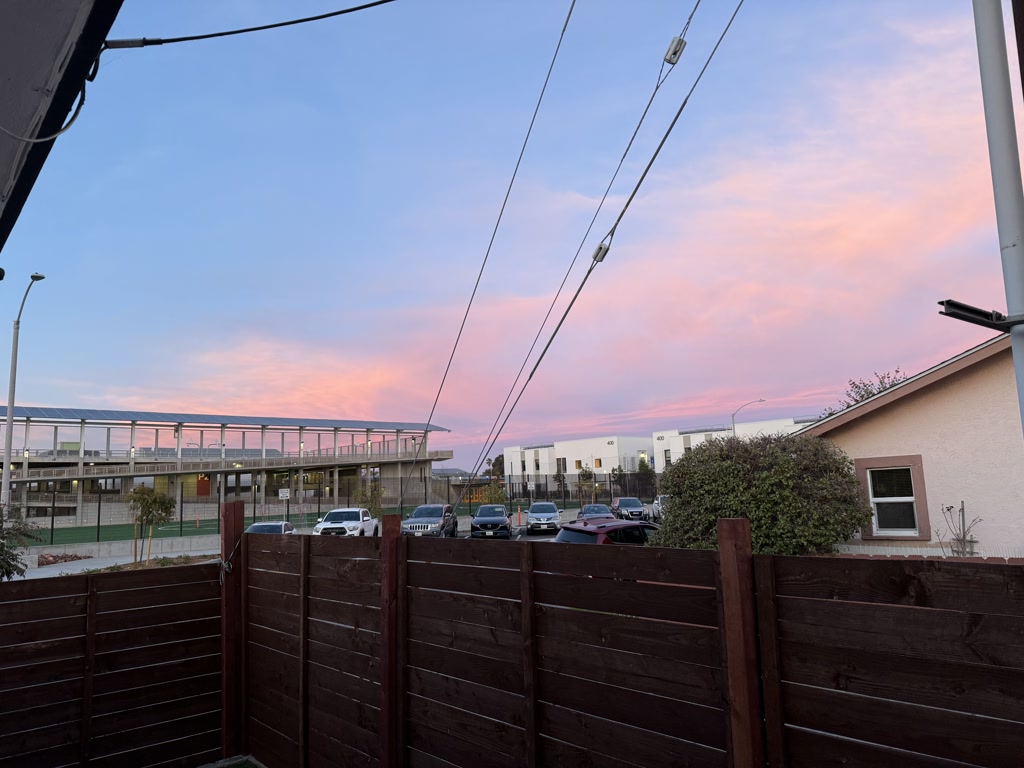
[{"left": 1, "top": 0, "right": 1019, "bottom": 471}]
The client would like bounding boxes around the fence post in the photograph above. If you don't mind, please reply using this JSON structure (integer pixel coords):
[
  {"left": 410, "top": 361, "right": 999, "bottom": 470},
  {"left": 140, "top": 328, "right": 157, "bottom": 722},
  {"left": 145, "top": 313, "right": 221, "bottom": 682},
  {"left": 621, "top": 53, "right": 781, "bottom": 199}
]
[
  {"left": 298, "top": 534, "right": 310, "bottom": 768},
  {"left": 379, "top": 513, "right": 401, "bottom": 768},
  {"left": 220, "top": 499, "right": 245, "bottom": 759},
  {"left": 95, "top": 493, "right": 102, "bottom": 543},
  {"left": 716, "top": 518, "right": 764, "bottom": 767}
]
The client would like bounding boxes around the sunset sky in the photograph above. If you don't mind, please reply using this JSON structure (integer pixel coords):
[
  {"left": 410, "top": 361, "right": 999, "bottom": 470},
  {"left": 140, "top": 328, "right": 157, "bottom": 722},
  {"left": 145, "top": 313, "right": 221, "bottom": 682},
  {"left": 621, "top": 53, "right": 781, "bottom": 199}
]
[{"left": 2, "top": 0, "right": 1017, "bottom": 471}]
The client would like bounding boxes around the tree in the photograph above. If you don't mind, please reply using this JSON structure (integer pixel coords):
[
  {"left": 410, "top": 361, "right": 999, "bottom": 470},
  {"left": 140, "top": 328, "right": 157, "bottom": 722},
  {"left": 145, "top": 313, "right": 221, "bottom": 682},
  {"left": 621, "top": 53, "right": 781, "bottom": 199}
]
[
  {"left": 575, "top": 465, "right": 596, "bottom": 504},
  {"left": 0, "top": 508, "right": 40, "bottom": 580},
  {"left": 126, "top": 486, "right": 175, "bottom": 563},
  {"left": 611, "top": 465, "right": 626, "bottom": 494},
  {"left": 822, "top": 368, "right": 909, "bottom": 416},
  {"left": 488, "top": 454, "right": 504, "bottom": 478},
  {"left": 651, "top": 434, "right": 872, "bottom": 555},
  {"left": 355, "top": 481, "right": 384, "bottom": 518},
  {"left": 636, "top": 458, "right": 656, "bottom": 499},
  {"left": 478, "top": 481, "right": 507, "bottom": 505}
]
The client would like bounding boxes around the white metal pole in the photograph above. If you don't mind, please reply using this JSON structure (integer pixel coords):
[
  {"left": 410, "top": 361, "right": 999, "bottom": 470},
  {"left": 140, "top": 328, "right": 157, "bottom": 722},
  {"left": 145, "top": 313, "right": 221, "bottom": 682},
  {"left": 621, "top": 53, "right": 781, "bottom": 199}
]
[
  {"left": 973, "top": 0, "right": 1024, "bottom": 435},
  {"left": 1, "top": 319, "right": 22, "bottom": 509}
]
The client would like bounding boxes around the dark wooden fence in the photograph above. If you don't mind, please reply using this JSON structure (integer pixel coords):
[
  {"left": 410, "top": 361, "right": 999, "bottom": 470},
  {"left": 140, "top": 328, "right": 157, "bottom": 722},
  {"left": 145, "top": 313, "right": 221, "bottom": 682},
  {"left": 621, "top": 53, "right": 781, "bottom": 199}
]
[
  {"left": 0, "top": 562, "right": 223, "bottom": 767},
  {"left": 756, "top": 555, "right": 1024, "bottom": 767},
  {"left": 241, "top": 517, "right": 761, "bottom": 768}
]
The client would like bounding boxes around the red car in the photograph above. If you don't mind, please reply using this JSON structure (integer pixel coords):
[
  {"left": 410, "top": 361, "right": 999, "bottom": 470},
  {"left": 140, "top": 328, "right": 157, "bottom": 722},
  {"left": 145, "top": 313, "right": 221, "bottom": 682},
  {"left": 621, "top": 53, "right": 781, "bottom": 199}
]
[{"left": 553, "top": 518, "right": 659, "bottom": 545}]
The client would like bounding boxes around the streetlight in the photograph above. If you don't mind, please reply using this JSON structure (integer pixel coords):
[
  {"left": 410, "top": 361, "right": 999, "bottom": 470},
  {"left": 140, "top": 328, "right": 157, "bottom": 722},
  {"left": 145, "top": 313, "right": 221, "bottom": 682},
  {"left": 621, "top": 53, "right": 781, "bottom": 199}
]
[
  {"left": 1, "top": 273, "right": 44, "bottom": 510},
  {"left": 731, "top": 398, "right": 766, "bottom": 437}
]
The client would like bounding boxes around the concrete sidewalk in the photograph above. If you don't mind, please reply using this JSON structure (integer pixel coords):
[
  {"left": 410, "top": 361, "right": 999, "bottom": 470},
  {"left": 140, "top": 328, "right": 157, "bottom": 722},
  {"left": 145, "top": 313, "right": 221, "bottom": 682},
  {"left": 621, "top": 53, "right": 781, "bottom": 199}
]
[{"left": 15, "top": 549, "right": 222, "bottom": 580}]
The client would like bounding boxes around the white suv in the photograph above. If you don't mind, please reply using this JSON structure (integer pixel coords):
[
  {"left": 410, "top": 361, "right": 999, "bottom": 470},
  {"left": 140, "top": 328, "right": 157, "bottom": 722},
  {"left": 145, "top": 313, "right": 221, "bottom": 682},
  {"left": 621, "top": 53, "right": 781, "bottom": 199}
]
[
  {"left": 652, "top": 495, "right": 670, "bottom": 522},
  {"left": 313, "top": 508, "right": 378, "bottom": 536}
]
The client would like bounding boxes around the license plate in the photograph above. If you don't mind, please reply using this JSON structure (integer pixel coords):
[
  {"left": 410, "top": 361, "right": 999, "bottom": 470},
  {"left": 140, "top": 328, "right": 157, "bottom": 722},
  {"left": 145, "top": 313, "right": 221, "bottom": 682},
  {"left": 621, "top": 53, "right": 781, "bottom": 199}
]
[
  {"left": 415, "top": 532, "right": 423, "bottom": 536},
  {"left": 486, "top": 531, "right": 494, "bottom": 536}
]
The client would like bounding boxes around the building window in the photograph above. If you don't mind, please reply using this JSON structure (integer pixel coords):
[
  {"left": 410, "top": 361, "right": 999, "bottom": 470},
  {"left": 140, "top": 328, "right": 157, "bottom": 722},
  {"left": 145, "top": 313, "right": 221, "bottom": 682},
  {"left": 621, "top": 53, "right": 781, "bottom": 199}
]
[
  {"left": 855, "top": 455, "right": 931, "bottom": 541},
  {"left": 594, "top": 458, "right": 602, "bottom": 469},
  {"left": 556, "top": 457, "right": 566, "bottom": 473},
  {"left": 664, "top": 449, "right": 671, "bottom": 466},
  {"left": 574, "top": 459, "right": 582, "bottom": 470},
  {"left": 534, "top": 458, "right": 540, "bottom": 471},
  {"left": 521, "top": 460, "right": 526, "bottom": 473}
]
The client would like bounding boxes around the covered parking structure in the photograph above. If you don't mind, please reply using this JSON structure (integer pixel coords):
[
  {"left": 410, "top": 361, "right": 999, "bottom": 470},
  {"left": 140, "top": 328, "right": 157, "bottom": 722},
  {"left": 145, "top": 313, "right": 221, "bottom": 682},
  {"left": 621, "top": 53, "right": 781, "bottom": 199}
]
[{"left": 0, "top": 406, "right": 451, "bottom": 525}]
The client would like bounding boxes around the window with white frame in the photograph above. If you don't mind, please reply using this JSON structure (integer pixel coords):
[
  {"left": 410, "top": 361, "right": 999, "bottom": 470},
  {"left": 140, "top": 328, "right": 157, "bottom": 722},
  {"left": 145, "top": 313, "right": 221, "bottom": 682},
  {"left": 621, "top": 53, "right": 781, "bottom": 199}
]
[{"left": 867, "top": 466, "right": 918, "bottom": 535}]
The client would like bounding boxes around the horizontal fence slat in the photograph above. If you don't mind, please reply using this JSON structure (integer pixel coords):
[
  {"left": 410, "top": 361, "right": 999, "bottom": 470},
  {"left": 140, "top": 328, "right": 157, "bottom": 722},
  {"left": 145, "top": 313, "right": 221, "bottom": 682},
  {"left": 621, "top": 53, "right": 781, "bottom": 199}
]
[
  {"left": 95, "top": 579, "right": 220, "bottom": 613},
  {"left": 535, "top": 604, "right": 720, "bottom": 667},
  {"left": 534, "top": 572, "right": 718, "bottom": 626},
  {"left": 249, "top": 584, "right": 300, "bottom": 617},
  {"left": 0, "top": 678, "right": 81, "bottom": 716},
  {"left": 93, "top": 671, "right": 221, "bottom": 717},
  {"left": 92, "top": 563, "right": 219, "bottom": 592},
  {"left": 785, "top": 726, "right": 984, "bottom": 768},
  {"left": 308, "top": 677, "right": 381, "bottom": 736},
  {"left": 407, "top": 537, "right": 520, "bottom": 569},
  {"left": 0, "top": 594, "right": 86, "bottom": 624},
  {"left": 539, "top": 701, "right": 726, "bottom": 768},
  {"left": 534, "top": 544, "right": 718, "bottom": 587},
  {"left": 408, "top": 613, "right": 522, "bottom": 664},
  {"left": 308, "top": 574, "right": 380, "bottom": 607},
  {"left": 250, "top": 692, "right": 300, "bottom": 743},
  {"left": 0, "top": 615, "right": 84, "bottom": 647},
  {"left": 93, "top": 597, "right": 220, "bottom": 632},
  {"left": 407, "top": 587, "right": 520, "bottom": 633},
  {"left": 407, "top": 561, "right": 519, "bottom": 600},
  {"left": 538, "top": 735, "right": 651, "bottom": 768},
  {"left": 249, "top": 719, "right": 299, "bottom": 768},
  {"left": 94, "top": 616, "right": 220, "bottom": 655},
  {"left": 308, "top": 616, "right": 380, "bottom": 658},
  {"left": 0, "top": 636, "right": 82, "bottom": 672},
  {"left": 94, "top": 634, "right": 220, "bottom": 675},
  {"left": 407, "top": 708, "right": 521, "bottom": 768},
  {"left": 777, "top": 595, "right": 1024, "bottom": 668},
  {"left": 538, "top": 668, "right": 726, "bottom": 749},
  {"left": 308, "top": 595, "right": 381, "bottom": 633},
  {"left": 308, "top": 550, "right": 381, "bottom": 583},
  {"left": 247, "top": 545, "right": 301, "bottom": 575},
  {"left": 407, "top": 666, "right": 524, "bottom": 729},
  {"left": 770, "top": 556, "right": 1024, "bottom": 616},
  {"left": 248, "top": 642, "right": 300, "bottom": 701},
  {"left": 307, "top": 661, "right": 380, "bottom": 710},
  {"left": 94, "top": 653, "right": 220, "bottom": 697},
  {"left": 0, "top": 721, "right": 78, "bottom": 761},
  {"left": 248, "top": 567, "right": 300, "bottom": 595},
  {"left": 248, "top": 621, "right": 300, "bottom": 657},
  {"left": 0, "top": 743, "right": 78, "bottom": 768},
  {"left": 408, "top": 639, "right": 524, "bottom": 696},
  {"left": 308, "top": 705, "right": 379, "bottom": 760},
  {"left": 91, "top": 690, "right": 220, "bottom": 738},
  {"left": 249, "top": 602, "right": 300, "bottom": 637},
  {"left": 782, "top": 682, "right": 1024, "bottom": 767},
  {"left": 0, "top": 699, "right": 79, "bottom": 739},
  {"left": 308, "top": 639, "right": 379, "bottom": 681},
  {"left": 308, "top": 533, "right": 381, "bottom": 560},
  {"left": 780, "top": 637, "right": 1024, "bottom": 724},
  {"left": 536, "top": 635, "right": 723, "bottom": 709},
  {"left": 408, "top": 693, "right": 525, "bottom": 762},
  {"left": 310, "top": 730, "right": 380, "bottom": 768},
  {"left": 0, "top": 575, "right": 88, "bottom": 603}
]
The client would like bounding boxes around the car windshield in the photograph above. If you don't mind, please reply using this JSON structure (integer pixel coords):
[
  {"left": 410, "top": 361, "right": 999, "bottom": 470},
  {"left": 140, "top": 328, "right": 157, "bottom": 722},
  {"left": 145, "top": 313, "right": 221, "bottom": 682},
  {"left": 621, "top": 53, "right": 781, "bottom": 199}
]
[
  {"left": 619, "top": 498, "right": 643, "bottom": 508},
  {"left": 247, "top": 523, "right": 282, "bottom": 533},
  {"left": 475, "top": 506, "right": 506, "bottom": 517},
  {"left": 530, "top": 503, "right": 558, "bottom": 515},
  {"left": 555, "top": 528, "right": 598, "bottom": 543},
  {"left": 323, "top": 510, "right": 359, "bottom": 522},
  {"left": 581, "top": 505, "right": 612, "bottom": 517},
  {"left": 411, "top": 506, "right": 444, "bottom": 518}
]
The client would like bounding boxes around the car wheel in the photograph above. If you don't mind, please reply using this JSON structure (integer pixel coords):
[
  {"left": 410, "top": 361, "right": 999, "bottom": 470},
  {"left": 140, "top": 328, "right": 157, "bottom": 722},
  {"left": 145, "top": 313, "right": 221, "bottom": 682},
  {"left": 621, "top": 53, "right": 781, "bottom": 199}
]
[
  {"left": 359, "top": 529, "right": 365, "bottom": 536},
  {"left": 373, "top": 526, "right": 379, "bottom": 537}
]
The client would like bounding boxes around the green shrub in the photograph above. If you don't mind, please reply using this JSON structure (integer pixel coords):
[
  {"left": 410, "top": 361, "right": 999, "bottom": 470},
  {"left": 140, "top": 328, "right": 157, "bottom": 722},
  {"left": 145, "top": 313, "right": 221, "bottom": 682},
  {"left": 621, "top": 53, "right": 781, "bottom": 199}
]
[{"left": 651, "top": 434, "right": 871, "bottom": 555}]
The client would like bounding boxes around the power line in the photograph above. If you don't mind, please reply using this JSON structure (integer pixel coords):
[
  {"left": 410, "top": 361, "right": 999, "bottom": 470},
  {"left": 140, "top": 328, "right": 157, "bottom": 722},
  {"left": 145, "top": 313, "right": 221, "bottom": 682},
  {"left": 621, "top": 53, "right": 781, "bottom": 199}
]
[
  {"left": 104, "top": 0, "right": 396, "bottom": 49},
  {"left": 461, "top": 0, "right": 748, "bottom": 503},
  {"left": 397, "top": 0, "right": 578, "bottom": 505},
  {"left": 463, "top": 1, "right": 705, "bottom": 488},
  {"left": 0, "top": 1, "right": 395, "bottom": 144}
]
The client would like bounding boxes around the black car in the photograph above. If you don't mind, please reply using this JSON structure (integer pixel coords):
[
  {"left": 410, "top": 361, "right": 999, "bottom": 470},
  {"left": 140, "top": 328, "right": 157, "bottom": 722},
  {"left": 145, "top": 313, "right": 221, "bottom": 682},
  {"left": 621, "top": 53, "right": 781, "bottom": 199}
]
[
  {"left": 401, "top": 504, "right": 458, "bottom": 537},
  {"left": 470, "top": 504, "right": 513, "bottom": 539}
]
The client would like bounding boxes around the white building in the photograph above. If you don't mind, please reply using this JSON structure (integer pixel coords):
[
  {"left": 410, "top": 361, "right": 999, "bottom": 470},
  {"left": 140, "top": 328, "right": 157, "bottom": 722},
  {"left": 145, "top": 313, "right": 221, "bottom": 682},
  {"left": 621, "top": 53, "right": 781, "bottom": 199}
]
[
  {"left": 504, "top": 435, "right": 655, "bottom": 481},
  {"left": 652, "top": 417, "right": 815, "bottom": 468}
]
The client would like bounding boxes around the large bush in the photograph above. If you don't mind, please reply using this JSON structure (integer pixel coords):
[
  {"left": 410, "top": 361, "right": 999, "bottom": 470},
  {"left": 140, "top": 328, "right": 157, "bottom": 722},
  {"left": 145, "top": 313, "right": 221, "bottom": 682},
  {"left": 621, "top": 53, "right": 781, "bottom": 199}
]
[{"left": 651, "top": 434, "right": 871, "bottom": 555}]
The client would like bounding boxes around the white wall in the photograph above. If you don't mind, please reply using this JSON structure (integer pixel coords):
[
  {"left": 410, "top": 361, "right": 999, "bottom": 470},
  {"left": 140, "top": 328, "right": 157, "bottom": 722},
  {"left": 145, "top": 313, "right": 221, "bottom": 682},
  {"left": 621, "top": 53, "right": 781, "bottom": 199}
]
[{"left": 654, "top": 418, "right": 807, "bottom": 468}]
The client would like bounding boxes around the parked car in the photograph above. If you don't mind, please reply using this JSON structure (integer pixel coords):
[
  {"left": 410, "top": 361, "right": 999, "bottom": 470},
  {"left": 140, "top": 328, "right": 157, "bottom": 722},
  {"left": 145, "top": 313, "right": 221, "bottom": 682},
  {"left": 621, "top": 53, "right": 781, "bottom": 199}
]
[
  {"left": 525, "top": 501, "right": 561, "bottom": 535},
  {"left": 577, "top": 503, "right": 616, "bottom": 521},
  {"left": 401, "top": 504, "right": 458, "bottom": 537},
  {"left": 313, "top": 507, "right": 378, "bottom": 537},
  {"left": 554, "top": 519, "right": 659, "bottom": 545},
  {"left": 470, "top": 504, "right": 514, "bottom": 539},
  {"left": 652, "top": 494, "right": 671, "bottom": 522},
  {"left": 611, "top": 496, "right": 648, "bottom": 520},
  {"left": 246, "top": 521, "right": 296, "bottom": 535}
]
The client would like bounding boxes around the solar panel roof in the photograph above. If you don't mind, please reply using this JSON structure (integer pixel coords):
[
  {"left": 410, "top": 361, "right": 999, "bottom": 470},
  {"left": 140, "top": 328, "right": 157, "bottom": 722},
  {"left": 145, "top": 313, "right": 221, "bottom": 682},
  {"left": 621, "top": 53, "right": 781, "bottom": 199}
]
[{"left": 0, "top": 406, "right": 448, "bottom": 432}]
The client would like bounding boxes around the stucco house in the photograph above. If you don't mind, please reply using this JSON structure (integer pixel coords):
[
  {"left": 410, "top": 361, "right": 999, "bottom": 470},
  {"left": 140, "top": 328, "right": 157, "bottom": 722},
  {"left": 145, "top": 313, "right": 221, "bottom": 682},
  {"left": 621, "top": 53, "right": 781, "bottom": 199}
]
[{"left": 799, "top": 334, "right": 1024, "bottom": 557}]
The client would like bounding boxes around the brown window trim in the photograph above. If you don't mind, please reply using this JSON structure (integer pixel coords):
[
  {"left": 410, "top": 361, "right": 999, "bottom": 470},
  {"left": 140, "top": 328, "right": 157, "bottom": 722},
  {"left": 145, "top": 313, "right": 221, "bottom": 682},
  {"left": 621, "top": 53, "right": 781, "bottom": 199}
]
[{"left": 854, "top": 455, "right": 931, "bottom": 542}]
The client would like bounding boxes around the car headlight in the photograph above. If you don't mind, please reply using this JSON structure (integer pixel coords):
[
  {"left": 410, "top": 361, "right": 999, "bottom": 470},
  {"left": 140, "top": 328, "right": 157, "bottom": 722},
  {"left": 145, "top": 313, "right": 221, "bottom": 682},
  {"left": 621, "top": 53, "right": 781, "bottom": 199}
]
[{"left": 313, "top": 525, "right": 322, "bottom": 533}]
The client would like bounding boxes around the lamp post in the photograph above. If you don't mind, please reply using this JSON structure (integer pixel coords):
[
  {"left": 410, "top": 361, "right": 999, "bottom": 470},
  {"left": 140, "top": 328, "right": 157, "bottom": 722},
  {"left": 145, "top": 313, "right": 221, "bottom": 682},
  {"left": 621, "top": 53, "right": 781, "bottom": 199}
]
[
  {"left": 1, "top": 273, "right": 45, "bottom": 510},
  {"left": 731, "top": 398, "right": 766, "bottom": 437}
]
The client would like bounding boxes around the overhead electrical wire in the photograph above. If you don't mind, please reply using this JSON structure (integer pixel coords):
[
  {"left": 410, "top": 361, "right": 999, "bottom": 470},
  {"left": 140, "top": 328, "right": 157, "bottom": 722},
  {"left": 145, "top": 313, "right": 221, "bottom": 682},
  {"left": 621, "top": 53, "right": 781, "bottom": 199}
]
[
  {"left": 0, "top": 1, "right": 395, "bottom": 144},
  {"left": 462, "top": 0, "right": 705, "bottom": 489},
  {"left": 459, "top": 0, "right": 747, "bottom": 505},
  {"left": 397, "top": 0, "right": 578, "bottom": 505}
]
